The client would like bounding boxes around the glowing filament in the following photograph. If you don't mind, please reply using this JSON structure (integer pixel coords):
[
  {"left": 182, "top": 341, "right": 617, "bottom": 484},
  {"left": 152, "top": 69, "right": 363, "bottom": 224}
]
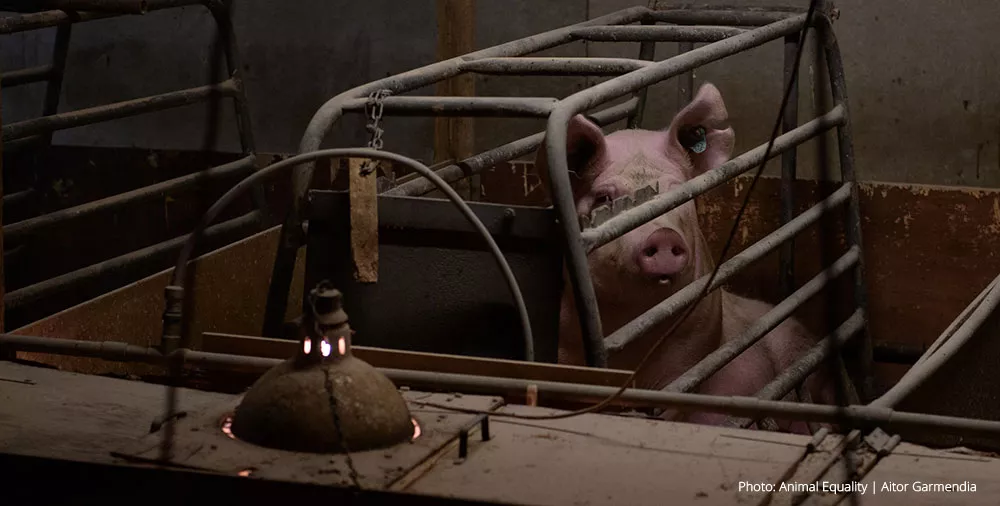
[
  {"left": 320, "top": 338, "right": 332, "bottom": 357},
  {"left": 238, "top": 468, "right": 254, "bottom": 477},
  {"left": 303, "top": 337, "right": 312, "bottom": 355},
  {"left": 338, "top": 336, "right": 346, "bottom": 356},
  {"left": 411, "top": 418, "right": 421, "bottom": 440}
]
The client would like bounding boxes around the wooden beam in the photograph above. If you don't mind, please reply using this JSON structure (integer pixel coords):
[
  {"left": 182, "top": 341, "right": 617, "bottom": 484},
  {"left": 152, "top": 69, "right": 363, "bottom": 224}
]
[
  {"left": 0, "top": 76, "right": 6, "bottom": 350},
  {"left": 201, "top": 331, "right": 634, "bottom": 388},
  {"left": 434, "top": 0, "right": 477, "bottom": 200},
  {"left": 348, "top": 158, "right": 379, "bottom": 283}
]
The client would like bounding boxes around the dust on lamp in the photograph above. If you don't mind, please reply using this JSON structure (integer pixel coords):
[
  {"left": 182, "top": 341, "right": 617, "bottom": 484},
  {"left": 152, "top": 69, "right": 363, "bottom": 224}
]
[{"left": 229, "top": 281, "right": 416, "bottom": 453}]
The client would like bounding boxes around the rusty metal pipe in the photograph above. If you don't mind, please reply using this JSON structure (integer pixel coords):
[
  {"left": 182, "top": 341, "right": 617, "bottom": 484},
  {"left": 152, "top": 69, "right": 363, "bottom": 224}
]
[
  {"left": 37, "top": 0, "right": 149, "bottom": 13},
  {"left": 386, "top": 98, "right": 638, "bottom": 197},
  {"left": 460, "top": 57, "right": 650, "bottom": 76},
  {"left": 666, "top": 246, "right": 860, "bottom": 393},
  {"left": 2, "top": 79, "right": 238, "bottom": 141},
  {"left": 648, "top": 7, "right": 803, "bottom": 26},
  {"left": 0, "top": 64, "right": 56, "bottom": 87},
  {"left": 603, "top": 183, "right": 852, "bottom": 352},
  {"left": 3, "top": 155, "right": 255, "bottom": 242},
  {"left": 5, "top": 333, "right": 1000, "bottom": 440},
  {"left": 342, "top": 96, "right": 558, "bottom": 118},
  {"left": 0, "top": 0, "right": 200, "bottom": 33},
  {"left": 571, "top": 25, "right": 747, "bottom": 43}
]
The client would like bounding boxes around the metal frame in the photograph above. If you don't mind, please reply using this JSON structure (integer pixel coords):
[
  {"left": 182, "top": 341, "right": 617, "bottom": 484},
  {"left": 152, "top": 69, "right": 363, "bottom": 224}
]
[
  {"left": 263, "top": 4, "right": 873, "bottom": 402},
  {"left": 0, "top": 0, "right": 267, "bottom": 318}
]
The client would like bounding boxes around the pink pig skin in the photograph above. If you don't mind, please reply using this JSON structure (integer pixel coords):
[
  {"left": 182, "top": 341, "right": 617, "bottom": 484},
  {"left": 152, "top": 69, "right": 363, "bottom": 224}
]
[{"left": 535, "top": 83, "right": 836, "bottom": 434}]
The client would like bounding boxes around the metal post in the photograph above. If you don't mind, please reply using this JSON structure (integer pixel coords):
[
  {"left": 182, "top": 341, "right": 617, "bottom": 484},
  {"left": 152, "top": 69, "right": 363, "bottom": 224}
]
[
  {"left": 779, "top": 34, "right": 799, "bottom": 297},
  {"left": 819, "top": 15, "right": 874, "bottom": 403}
]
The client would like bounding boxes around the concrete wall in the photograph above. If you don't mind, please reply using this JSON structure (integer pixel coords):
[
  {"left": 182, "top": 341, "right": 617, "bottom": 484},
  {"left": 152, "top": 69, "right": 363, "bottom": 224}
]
[{"left": 3, "top": 0, "right": 999, "bottom": 187}]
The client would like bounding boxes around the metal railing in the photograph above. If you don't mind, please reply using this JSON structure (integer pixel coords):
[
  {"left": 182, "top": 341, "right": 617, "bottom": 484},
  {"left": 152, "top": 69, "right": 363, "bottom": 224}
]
[
  {"left": 262, "top": 4, "right": 874, "bottom": 403},
  {"left": 0, "top": 0, "right": 268, "bottom": 323}
]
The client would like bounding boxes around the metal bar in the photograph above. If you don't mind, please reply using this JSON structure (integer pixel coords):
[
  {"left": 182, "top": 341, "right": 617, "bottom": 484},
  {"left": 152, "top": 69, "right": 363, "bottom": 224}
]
[
  {"left": 872, "top": 273, "right": 1000, "bottom": 409},
  {"left": 916, "top": 276, "right": 999, "bottom": 367},
  {"left": 0, "top": 64, "right": 56, "bottom": 87},
  {"left": 264, "top": 7, "right": 649, "bottom": 339},
  {"left": 342, "top": 96, "right": 558, "bottom": 118},
  {"left": 818, "top": 15, "right": 875, "bottom": 403},
  {"left": 36, "top": 0, "right": 149, "bottom": 14},
  {"left": 5, "top": 335, "right": 1000, "bottom": 440},
  {"left": 726, "top": 309, "right": 865, "bottom": 429},
  {"left": 675, "top": 40, "right": 695, "bottom": 126},
  {"left": 0, "top": 0, "right": 200, "bottom": 33},
  {"left": 40, "top": 21, "right": 72, "bottom": 146},
  {"left": 2, "top": 80, "right": 238, "bottom": 141},
  {"left": 460, "top": 57, "right": 650, "bottom": 76},
  {"left": 583, "top": 105, "right": 845, "bottom": 251},
  {"left": 648, "top": 7, "right": 804, "bottom": 26},
  {"left": 3, "top": 154, "right": 255, "bottom": 242},
  {"left": 3, "top": 211, "right": 260, "bottom": 310},
  {"left": 666, "top": 246, "right": 860, "bottom": 393},
  {"left": 604, "top": 183, "right": 852, "bottom": 352},
  {"left": 2, "top": 188, "right": 36, "bottom": 207},
  {"left": 626, "top": 18, "right": 657, "bottom": 129},
  {"left": 206, "top": 0, "right": 267, "bottom": 222},
  {"left": 572, "top": 25, "right": 747, "bottom": 43},
  {"left": 386, "top": 98, "right": 638, "bottom": 197},
  {"left": 779, "top": 33, "right": 800, "bottom": 297},
  {"left": 872, "top": 342, "right": 926, "bottom": 365}
]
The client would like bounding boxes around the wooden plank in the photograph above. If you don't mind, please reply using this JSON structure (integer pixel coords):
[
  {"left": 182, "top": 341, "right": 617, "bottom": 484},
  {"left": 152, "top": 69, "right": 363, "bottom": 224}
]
[
  {"left": 434, "top": 0, "right": 476, "bottom": 200},
  {"left": 201, "top": 331, "right": 634, "bottom": 388},
  {"left": 348, "top": 157, "right": 379, "bottom": 283},
  {"left": 0, "top": 77, "right": 5, "bottom": 340}
]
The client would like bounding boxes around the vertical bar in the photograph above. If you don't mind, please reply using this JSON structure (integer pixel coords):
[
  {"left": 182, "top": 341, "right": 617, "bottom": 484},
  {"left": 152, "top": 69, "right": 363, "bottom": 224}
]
[
  {"left": 0, "top": 73, "right": 7, "bottom": 359},
  {"left": 819, "top": 16, "right": 874, "bottom": 402},
  {"left": 779, "top": 34, "right": 799, "bottom": 297},
  {"left": 626, "top": 18, "right": 657, "bottom": 129},
  {"left": 676, "top": 41, "right": 694, "bottom": 105},
  {"left": 41, "top": 23, "right": 72, "bottom": 144},
  {"left": 434, "top": 0, "right": 477, "bottom": 199},
  {"left": 207, "top": 0, "right": 268, "bottom": 221}
]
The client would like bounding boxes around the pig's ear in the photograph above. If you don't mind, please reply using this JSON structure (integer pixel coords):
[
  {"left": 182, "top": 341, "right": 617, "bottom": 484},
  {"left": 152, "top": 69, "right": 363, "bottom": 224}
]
[
  {"left": 665, "top": 83, "right": 735, "bottom": 178},
  {"left": 534, "top": 114, "right": 607, "bottom": 195}
]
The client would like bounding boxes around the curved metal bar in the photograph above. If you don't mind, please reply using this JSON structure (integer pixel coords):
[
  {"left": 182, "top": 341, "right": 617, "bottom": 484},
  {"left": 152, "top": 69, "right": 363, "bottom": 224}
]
[{"left": 165, "top": 148, "right": 535, "bottom": 361}]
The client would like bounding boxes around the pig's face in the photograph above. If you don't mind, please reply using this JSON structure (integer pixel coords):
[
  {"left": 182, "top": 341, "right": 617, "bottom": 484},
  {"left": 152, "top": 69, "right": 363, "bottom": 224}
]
[{"left": 537, "top": 83, "right": 735, "bottom": 328}]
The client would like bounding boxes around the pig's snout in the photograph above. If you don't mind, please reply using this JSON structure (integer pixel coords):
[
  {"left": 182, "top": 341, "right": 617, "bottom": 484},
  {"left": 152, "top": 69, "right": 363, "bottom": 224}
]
[{"left": 635, "top": 228, "right": 689, "bottom": 283}]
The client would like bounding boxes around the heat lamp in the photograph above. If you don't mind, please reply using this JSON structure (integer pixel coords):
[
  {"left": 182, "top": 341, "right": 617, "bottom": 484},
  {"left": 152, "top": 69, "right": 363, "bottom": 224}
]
[{"left": 229, "top": 280, "right": 415, "bottom": 453}]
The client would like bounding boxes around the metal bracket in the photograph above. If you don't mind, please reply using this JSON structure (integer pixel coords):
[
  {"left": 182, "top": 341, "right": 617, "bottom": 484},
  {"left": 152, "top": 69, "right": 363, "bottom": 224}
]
[{"left": 457, "top": 414, "right": 491, "bottom": 460}]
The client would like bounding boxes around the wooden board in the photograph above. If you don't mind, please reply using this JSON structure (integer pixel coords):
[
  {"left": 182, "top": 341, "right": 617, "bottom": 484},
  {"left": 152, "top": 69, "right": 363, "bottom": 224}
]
[
  {"left": 434, "top": 0, "right": 476, "bottom": 199},
  {"left": 349, "top": 158, "right": 379, "bottom": 283}
]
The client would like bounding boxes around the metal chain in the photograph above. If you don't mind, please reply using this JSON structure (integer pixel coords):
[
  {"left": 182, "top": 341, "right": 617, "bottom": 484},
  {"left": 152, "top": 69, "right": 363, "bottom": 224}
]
[
  {"left": 308, "top": 293, "right": 362, "bottom": 489},
  {"left": 361, "top": 89, "right": 392, "bottom": 177}
]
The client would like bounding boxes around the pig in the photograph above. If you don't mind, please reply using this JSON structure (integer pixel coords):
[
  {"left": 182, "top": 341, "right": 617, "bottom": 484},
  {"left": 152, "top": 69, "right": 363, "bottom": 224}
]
[{"left": 535, "top": 83, "right": 836, "bottom": 434}]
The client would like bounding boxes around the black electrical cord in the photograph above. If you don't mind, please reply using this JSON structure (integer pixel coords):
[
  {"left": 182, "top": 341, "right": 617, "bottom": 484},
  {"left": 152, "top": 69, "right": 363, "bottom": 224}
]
[{"left": 414, "top": 0, "right": 826, "bottom": 421}]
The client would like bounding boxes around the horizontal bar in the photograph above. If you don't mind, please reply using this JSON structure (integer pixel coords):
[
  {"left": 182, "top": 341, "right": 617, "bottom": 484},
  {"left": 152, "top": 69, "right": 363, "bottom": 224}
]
[
  {"left": 0, "top": 0, "right": 199, "bottom": 33},
  {"left": 37, "top": 0, "right": 149, "bottom": 14},
  {"left": 726, "top": 309, "right": 866, "bottom": 429},
  {"left": 342, "top": 96, "right": 558, "bottom": 118},
  {"left": 2, "top": 188, "right": 37, "bottom": 208},
  {"left": 582, "top": 105, "right": 845, "bottom": 251},
  {"left": 666, "top": 246, "right": 861, "bottom": 393},
  {"left": 872, "top": 342, "right": 925, "bottom": 365},
  {"left": 648, "top": 6, "right": 804, "bottom": 26},
  {"left": 460, "top": 57, "right": 650, "bottom": 76},
  {"left": 2, "top": 79, "right": 238, "bottom": 141},
  {"left": 0, "top": 64, "right": 56, "bottom": 87},
  {"left": 604, "top": 183, "right": 853, "bottom": 352},
  {"left": 202, "top": 332, "right": 634, "bottom": 387},
  {"left": 572, "top": 25, "right": 747, "bottom": 42},
  {"left": 5, "top": 334, "right": 1000, "bottom": 440},
  {"left": 4, "top": 210, "right": 261, "bottom": 309},
  {"left": 872, "top": 272, "right": 1000, "bottom": 409},
  {"left": 556, "top": 14, "right": 807, "bottom": 119},
  {"left": 385, "top": 98, "right": 639, "bottom": 197},
  {"left": 3, "top": 155, "right": 255, "bottom": 242}
]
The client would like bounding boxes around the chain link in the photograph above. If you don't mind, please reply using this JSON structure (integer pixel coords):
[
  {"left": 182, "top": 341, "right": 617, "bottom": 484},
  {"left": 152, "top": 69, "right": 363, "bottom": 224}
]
[{"left": 361, "top": 89, "right": 392, "bottom": 177}]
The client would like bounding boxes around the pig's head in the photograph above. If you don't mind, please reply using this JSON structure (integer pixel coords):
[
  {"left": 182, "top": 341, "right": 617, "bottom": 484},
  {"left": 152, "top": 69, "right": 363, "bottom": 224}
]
[{"left": 536, "top": 83, "right": 734, "bottom": 331}]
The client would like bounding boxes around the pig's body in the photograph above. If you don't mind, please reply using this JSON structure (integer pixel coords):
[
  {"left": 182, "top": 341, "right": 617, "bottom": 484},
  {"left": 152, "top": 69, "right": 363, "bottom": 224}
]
[{"left": 536, "top": 83, "right": 835, "bottom": 434}]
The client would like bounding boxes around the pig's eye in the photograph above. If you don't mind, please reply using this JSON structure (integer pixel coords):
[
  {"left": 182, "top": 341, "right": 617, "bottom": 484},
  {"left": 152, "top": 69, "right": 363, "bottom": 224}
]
[{"left": 593, "top": 192, "right": 613, "bottom": 207}]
